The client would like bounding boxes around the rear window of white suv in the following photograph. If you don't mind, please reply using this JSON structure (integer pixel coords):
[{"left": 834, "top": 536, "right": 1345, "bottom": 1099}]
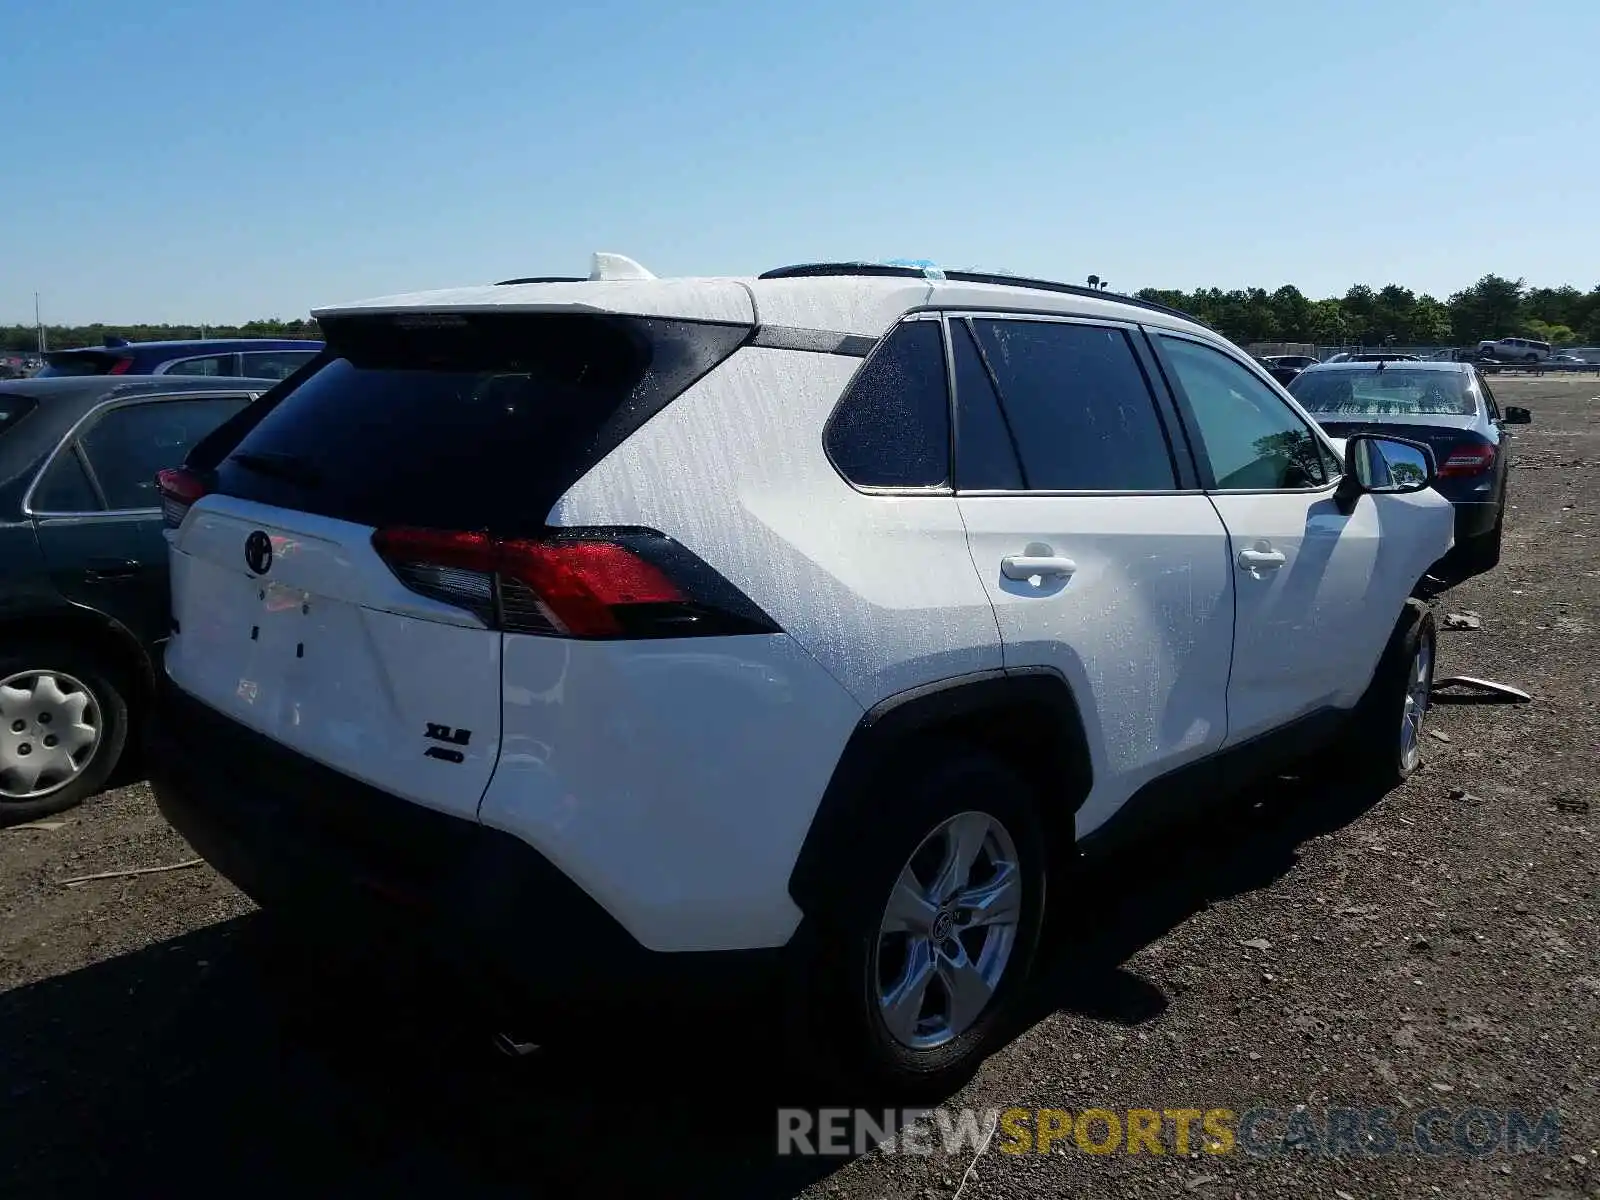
[{"left": 207, "top": 312, "right": 751, "bottom": 534}]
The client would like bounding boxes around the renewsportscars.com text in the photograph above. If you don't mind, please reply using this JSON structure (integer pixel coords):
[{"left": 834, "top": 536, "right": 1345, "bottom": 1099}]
[{"left": 777, "top": 1105, "right": 1562, "bottom": 1159}]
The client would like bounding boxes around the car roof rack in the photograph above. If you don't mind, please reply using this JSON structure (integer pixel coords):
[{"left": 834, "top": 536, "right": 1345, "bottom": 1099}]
[
  {"left": 495, "top": 275, "right": 588, "bottom": 286},
  {"left": 757, "top": 262, "right": 1203, "bottom": 324}
]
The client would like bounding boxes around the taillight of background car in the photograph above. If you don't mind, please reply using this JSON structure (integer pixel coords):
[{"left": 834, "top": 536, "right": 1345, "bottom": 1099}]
[
  {"left": 1437, "top": 443, "right": 1496, "bottom": 477},
  {"left": 155, "top": 466, "right": 211, "bottom": 529}
]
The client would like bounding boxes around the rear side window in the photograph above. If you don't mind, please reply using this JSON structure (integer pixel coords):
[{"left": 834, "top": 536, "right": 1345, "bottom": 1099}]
[
  {"left": 968, "top": 319, "right": 1176, "bottom": 491},
  {"left": 824, "top": 320, "right": 950, "bottom": 488},
  {"left": 32, "top": 448, "right": 100, "bottom": 512},
  {"left": 81, "top": 397, "right": 251, "bottom": 509},
  {"left": 162, "top": 354, "right": 235, "bottom": 377},
  {"left": 950, "top": 319, "right": 1023, "bottom": 490},
  {"left": 213, "top": 313, "right": 750, "bottom": 533}
]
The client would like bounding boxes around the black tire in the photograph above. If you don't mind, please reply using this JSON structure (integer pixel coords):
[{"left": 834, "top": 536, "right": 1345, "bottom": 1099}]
[
  {"left": 784, "top": 750, "right": 1050, "bottom": 1099},
  {"left": 0, "top": 642, "right": 130, "bottom": 827},
  {"left": 1333, "top": 600, "right": 1435, "bottom": 790}
]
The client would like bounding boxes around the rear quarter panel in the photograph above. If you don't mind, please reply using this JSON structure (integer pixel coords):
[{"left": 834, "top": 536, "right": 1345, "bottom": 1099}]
[
  {"left": 0, "top": 521, "right": 52, "bottom": 613},
  {"left": 546, "top": 345, "right": 1004, "bottom": 707}
]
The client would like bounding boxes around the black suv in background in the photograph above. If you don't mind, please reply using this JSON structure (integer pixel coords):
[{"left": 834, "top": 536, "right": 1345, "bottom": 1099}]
[{"left": 0, "top": 375, "right": 279, "bottom": 824}]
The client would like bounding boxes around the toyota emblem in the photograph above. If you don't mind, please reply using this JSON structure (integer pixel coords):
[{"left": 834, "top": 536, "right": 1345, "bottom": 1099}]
[{"left": 244, "top": 531, "right": 274, "bottom": 576}]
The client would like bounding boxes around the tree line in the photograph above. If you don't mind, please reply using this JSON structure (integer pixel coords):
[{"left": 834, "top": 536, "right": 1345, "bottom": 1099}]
[
  {"left": 6, "top": 274, "right": 1600, "bottom": 355},
  {"left": 1134, "top": 274, "right": 1600, "bottom": 348},
  {"left": 0, "top": 318, "right": 321, "bottom": 355}
]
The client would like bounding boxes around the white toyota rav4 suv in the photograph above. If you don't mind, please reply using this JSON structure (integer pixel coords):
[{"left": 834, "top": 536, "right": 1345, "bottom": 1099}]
[{"left": 150, "top": 256, "right": 1455, "bottom": 1094}]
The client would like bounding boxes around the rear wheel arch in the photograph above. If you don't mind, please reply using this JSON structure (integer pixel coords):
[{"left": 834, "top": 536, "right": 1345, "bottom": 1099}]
[
  {"left": 788, "top": 668, "right": 1093, "bottom": 917},
  {"left": 0, "top": 606, "right": 153, "bottom": 706}
]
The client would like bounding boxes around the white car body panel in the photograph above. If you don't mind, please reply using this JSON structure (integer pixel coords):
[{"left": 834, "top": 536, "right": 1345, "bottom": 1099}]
[
  {"left": 166, "top": 496, "right": 502, "bottom": 823},
  {"left": 925, "top": 280, "right": 1204, "bottom": 337},
  {"left": 1208, "top": 485, "right": 1454, "bottom": 740},
  {"left": 314, "top": 278, "right": 756, "bottom": 325},
  {"left": 480, "top": 632, "right": 862, "bottom": 951},
  {"left": 549, "top": 346, "right": 1006, "bottom": 706},
  {"left": 745, "top": 277, "right": 935, "bottom": 337},
  {"left": 956, "top": 495, "right": 1236, "bottom": 839}
]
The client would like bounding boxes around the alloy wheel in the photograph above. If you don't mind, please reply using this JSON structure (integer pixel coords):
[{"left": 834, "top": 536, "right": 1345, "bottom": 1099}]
[
  {"left": 873, "top": 811, "right": 1023, "bottom": 1050},
  {"left": 1399, "top": 635, "right": 1433, "bottom": 773}
]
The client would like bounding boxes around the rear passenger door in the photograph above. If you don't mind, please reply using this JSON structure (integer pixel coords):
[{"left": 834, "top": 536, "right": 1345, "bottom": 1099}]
[
  {"left": 950, "top": 315, "right": 1236, "bottom": 840},
  {"left": 30, "top": 392, "right": 254, "bottom": 646},
  {"left": 1150, "top": 333, "right": 1386, "bottom": 742}
]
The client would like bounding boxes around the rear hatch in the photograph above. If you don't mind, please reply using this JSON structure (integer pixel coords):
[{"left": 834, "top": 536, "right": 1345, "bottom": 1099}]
[{"left": 162, "top": 308, "right": 753, "bottom": 821}]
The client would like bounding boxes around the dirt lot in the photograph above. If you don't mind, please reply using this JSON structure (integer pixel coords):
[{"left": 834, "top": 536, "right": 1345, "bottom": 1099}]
[{"left": 2, "top": 377, "right": 1596, "bottom": 1198}]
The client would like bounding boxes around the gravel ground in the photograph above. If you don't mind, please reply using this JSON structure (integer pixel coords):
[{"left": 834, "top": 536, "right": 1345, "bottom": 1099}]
[{"left": 1, "top": 377, "right": 1596, "bottom": 1198}]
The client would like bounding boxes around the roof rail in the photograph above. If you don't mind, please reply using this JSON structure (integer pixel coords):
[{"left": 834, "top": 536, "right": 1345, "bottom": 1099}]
[
  {"left": 757, "top": 262, "right": 1203, "bottom": 324},
  {"left": 495, "top": 275, "right": 587, "bottom": 286}
]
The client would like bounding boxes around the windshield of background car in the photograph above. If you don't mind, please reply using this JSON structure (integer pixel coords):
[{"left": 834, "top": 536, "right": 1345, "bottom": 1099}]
[{"left": 1289, "top": 369, "right": 1477, "bottom": 417}]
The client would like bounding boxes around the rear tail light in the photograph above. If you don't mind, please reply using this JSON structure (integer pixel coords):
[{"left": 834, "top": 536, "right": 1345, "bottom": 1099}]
[
  {"left": 1438, "top": 442, "right": 1496, "bottom": 477},
  {"left": 107, "top": 357, "right": 134, "bottom": 375},
  {"left": 156, "top": 466, "right": 211, "bottom": 529},
  {"left": 371, "top": 527, "right": 780, "bottom": 639}
]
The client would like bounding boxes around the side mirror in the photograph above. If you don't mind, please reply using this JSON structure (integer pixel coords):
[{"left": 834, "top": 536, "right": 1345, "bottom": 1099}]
[
  {"left": 1503, "top": 406, "right": 1532, "bottom": 425},
  {"left": 1335, "top": 434, "right": 1437, "bottom": 513}
]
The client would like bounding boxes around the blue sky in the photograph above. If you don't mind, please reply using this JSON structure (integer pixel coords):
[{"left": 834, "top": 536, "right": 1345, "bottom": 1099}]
[{"left": 4, "top": 0, "right": 1597, "bottom": 324}]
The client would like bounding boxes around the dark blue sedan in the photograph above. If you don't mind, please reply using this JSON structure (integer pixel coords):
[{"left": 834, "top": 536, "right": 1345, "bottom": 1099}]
[{"left": 1289, "top": 360, "right": 1530, "bottom": 581}]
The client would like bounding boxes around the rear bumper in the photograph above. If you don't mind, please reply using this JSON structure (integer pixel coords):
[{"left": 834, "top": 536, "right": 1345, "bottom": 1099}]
[
  {"left": 147, "top": 681, "right": 781, "bottom": 1016},
  {"left": 1450, "top": 499, "right": 1500, "bottom": 542}
]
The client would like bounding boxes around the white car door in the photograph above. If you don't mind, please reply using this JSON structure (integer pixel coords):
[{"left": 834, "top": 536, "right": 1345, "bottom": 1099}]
[
  {"left": 1150, "top": 333, "right": 1423, "bottom": 744},
  {"left": 948, "top": 314, "right": 1236, "bottom": 840}
]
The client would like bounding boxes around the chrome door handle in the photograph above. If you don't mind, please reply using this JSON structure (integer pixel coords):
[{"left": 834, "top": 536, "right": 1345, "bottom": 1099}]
[
  {"left": 86, "top": 557, "right": 141, "bottom": 582},
  {"left": 1001, "top": 555, "right": 1077, "bottom": 581},
  {"left": 1237, "top": 548, "right": 1287, "bottom": 570}
]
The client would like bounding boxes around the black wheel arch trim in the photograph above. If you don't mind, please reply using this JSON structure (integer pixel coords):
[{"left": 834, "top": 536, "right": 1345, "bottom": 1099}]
[
  {"left": 0, "top": 599, "right": 155, "bottom": 694},
  {"left": 787, "top": 667, "right": 1093, "bottom": 915}
]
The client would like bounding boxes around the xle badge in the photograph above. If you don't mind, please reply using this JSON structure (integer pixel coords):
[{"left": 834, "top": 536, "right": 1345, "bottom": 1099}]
[
  {"left": 424, "top": 722, "right": 472, "bottom": 764},
  {"left": 244, "top": 531, "right": 273, "bottom": 575}
]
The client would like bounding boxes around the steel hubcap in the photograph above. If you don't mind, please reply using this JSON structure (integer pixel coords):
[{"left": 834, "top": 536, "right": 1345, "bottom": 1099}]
[
  {"left": 0, "top": 671, "right": 102, "bottom": 800},
  {"left": 874, "top": 811, "right": 1022, "bottom": 1050},
  {"left": 1400, "top": 635, "right": 1433, "bottom": 772}
]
